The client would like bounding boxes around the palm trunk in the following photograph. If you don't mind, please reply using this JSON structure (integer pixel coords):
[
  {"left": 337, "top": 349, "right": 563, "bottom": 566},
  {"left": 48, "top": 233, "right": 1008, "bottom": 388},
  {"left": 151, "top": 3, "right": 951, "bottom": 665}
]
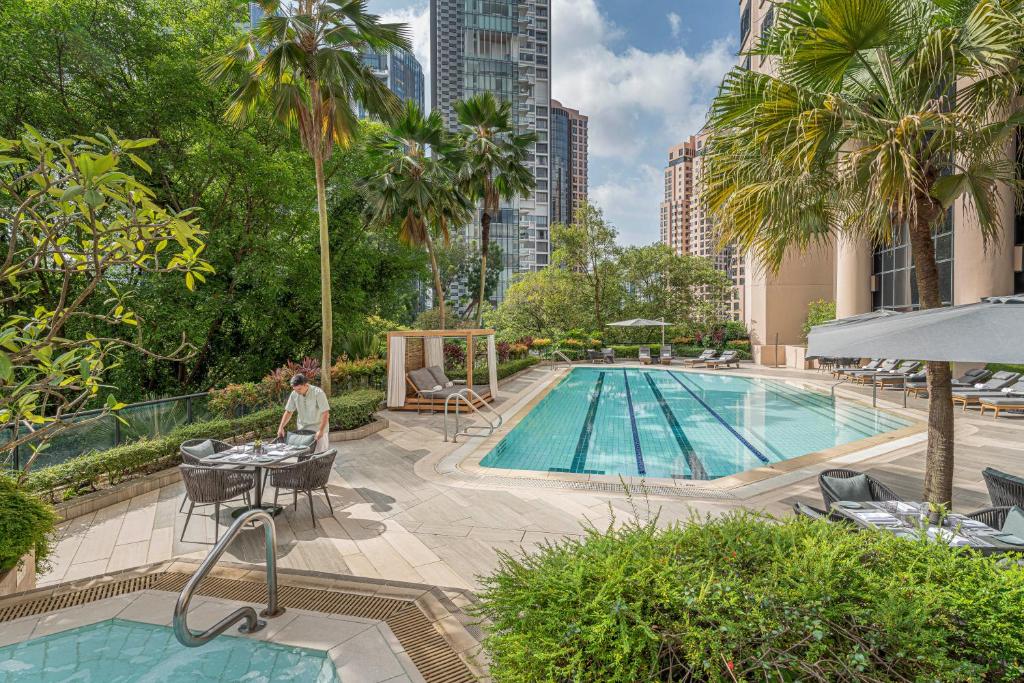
[
  {"left": 313, "top": 150, "right": 333, "bottom": 396},
  {"left": 424, "top": 230, "right": 446, "bottom": 329},
  {"left": 477, "top": 210, "right": 491, "bottom": 327},
  {"left": 907, "top": 203, "right": 954, "bottom": 506}
]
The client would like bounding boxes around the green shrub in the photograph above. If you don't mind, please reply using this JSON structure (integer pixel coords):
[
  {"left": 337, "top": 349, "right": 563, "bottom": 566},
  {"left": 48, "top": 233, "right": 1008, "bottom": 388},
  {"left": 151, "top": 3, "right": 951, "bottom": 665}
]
[
  {"left": 478, "top": 512, "right": 1024, "bottom": 682},
  {"left": 725, "top": 339, "right": 751, "bottom": 351},
  {"left": 208, "top": 381, "right": 269, "bottom": 417},
  {"left": 0, "top": 476, "right": 57, "bottom": 573},
  {"left": 330, "top": 357, "right": 387, "bottom": 389},
  {"left": 803, "top": 298, "right": 837, "bottom": 339},
  {"left": 987, "top": 363, "right": 1024, "bottom": 376},
  {"left": 448, "top": 357, "right": 540, "bottom": 385},
  {"left": 26, "top": 390, "right": 383, "bottom": 499}
]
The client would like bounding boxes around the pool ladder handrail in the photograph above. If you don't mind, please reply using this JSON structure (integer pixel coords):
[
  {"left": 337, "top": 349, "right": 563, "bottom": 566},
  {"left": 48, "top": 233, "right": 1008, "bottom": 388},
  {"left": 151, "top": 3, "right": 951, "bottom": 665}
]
[
  {"left": 173, "top": 508, "right": 286, "bottom": 648},
  {"left": 551, "top": 350, "right": 573, "bottom": 369},
  {"left": 443, "top": 387, "right": 504, "bottom": 442}
]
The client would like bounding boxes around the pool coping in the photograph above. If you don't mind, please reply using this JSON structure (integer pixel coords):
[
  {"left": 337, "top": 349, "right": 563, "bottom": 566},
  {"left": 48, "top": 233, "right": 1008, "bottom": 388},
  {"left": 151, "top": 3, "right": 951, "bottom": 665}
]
[
  {"left": 421, "top": 364, "right": 927, "bottom": 501},
  {"left": 0, "top": 560, "right": 487, "bottom": 682}
]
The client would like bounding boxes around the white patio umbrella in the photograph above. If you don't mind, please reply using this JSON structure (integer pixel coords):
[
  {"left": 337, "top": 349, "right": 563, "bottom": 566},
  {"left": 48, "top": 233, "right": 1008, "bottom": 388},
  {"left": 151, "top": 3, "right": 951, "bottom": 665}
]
[
  {"left": 807, "top": 296, "right": 1024, "bottom": 364},
  {"left": 607, "top": 318, "right": 673, "bottom": 346}
]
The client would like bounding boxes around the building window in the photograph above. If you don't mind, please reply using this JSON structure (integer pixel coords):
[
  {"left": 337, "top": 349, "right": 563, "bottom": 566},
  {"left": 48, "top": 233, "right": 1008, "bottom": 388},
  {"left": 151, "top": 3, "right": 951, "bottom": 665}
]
[
  {"left": 740, "top": 2, "right": 751, "bottom": 45},
  {"left": 872, "top": 211, "right": 954, "bottom": 310}
]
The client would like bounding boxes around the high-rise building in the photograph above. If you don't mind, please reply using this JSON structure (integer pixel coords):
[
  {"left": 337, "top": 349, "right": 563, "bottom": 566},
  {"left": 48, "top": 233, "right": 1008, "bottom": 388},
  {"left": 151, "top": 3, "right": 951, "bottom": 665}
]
[
  {"left": 358, "top": 48, "right": 425, "bottom": 118},
  {"left": 659, "top": 137, "right": 696, "bottom": 256},
  {"left": 549, "top": 99, "right": 588, "bottom": 225},
  {"left": 431, "top": 0, "right": 552, "bottom": 303},
  {"left": 736, "top": 0, "right": 1023, "bottom": 364}
]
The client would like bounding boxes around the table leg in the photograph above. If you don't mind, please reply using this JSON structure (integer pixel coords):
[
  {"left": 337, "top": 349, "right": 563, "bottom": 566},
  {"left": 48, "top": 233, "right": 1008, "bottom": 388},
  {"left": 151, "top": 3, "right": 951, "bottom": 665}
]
[{"left": 232, "top": 465, "right": 283, "bottom": 518}]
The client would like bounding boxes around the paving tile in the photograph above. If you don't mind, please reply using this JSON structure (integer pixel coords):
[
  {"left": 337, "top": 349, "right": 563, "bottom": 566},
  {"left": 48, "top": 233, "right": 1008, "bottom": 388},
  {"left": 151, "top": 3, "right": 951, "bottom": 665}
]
[{"left": 328, "top": 625, "right": 406, "bottom": 683}]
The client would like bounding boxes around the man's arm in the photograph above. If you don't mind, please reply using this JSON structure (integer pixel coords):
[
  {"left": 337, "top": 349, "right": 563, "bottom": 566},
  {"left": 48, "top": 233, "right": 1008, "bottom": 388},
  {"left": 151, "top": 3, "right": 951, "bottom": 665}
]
[
  {"left": 315, "top": 409, "right": 330, "bottom": 443},
  {"left": 277, "top": 410, "right": 293, "bottom": 438}
]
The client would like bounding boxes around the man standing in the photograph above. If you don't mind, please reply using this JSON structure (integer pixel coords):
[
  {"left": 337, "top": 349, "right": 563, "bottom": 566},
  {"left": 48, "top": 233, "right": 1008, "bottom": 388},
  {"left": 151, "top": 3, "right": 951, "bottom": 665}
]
[{"left": 277, "top": 374, "right": 330, "bottom": 453}]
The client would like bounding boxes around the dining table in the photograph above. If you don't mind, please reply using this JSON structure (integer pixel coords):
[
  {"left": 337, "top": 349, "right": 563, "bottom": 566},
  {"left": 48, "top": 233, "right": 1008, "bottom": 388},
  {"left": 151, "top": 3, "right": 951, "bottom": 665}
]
[
  {"left": 199, "top": 441, "right": 311, "bottom": 517},
  {"left": 829, "top": 500, "right": 1024, "bottom": 556}
]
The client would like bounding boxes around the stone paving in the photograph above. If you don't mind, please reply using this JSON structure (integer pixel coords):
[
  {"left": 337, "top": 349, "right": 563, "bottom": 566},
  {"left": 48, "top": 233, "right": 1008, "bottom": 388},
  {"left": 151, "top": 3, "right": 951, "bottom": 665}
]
[{"left": 40, "top": 363, "right": 1024, "bottom": 593}]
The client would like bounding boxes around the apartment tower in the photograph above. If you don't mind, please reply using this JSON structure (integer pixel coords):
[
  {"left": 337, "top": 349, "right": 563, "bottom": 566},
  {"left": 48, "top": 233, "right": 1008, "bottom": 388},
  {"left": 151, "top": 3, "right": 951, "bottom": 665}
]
[
  {"left": 550, "top": 99, "right": 589, "bottom": 224},
  {"left": 659, "top": 137, "right": 696, "bottom": 256},
  {"left": 431, "top": 0, "right": 552, "bottom": 303},
  {"left": 738, "top": 0, "right": 1023, "bottom": 365},
  {"left": 357, "top": 48, "right": 425, "bottom": 118}
]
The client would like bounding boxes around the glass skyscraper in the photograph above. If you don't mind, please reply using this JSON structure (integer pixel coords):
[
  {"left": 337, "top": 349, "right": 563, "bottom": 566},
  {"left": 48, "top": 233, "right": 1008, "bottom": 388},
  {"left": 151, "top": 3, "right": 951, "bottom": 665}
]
[{"left": 358, "top": 48, "right": 425, "bottom": 118}]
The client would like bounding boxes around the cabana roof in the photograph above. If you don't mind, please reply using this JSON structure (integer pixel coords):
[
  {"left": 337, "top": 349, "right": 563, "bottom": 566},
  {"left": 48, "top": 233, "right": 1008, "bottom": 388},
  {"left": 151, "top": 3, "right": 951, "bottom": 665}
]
[{"left": 385, "top": 328, "right": 496, "bottom": 338}]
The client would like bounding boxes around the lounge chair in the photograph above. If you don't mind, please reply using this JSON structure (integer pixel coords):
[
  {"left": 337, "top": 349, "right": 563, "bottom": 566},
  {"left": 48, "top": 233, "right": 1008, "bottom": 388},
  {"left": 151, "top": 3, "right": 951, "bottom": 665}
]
[
  {"left": 903, "top": 372, "right": 929, "bottom": 398},
  {"left": 638, "top": 346, "right": 653, "bottom": 365},
  {"left": 831, "top": 358, "right": 881, "bottom": 379},
  {"left": 682, "top": 349, "right": 717, "bottom": 367},
  {"left": 951, "top": 373, "right": 1021, "bottom": 410},
  {"left": 818, "top": 468, "right": 903, "bottom": 510},
  {"left": 602, "top": 348, "right": 615, "bottom": 364},
  {"left": 659, "top": 347, "right": 673, "bottom": 365},
  {"left": 587, "top": 350, "right": 602, "bottom": 363},
  {"left": 847, "top": 359, "right": 900, "bottom": 383},
  {"left": 979, "top": 394, "right": 1024, "bottom": 418},
  {"left": 871, "top": 361, "right": 922, "bottom": 388},
  {"left": 705, "top": 349, "right": 739, "bottom": 370},
  {"left": 406, "top": 366, "right": 469, "bottom": 413},
  {"left": 982, "top": 467, "right": 1024, "bottom": 507},
  {"left": 952, "top": 367, "right": 993, "bottom": 388}
]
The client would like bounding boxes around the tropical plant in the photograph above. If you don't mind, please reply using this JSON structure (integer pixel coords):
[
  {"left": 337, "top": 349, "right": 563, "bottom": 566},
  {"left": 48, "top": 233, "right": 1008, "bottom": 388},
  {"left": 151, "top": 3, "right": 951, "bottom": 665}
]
[
  {"left": 336, "top": 330, "right": 379, "bottom": 360},
  {"left": 455, "top": 92, "right": 536, "bottom": 325},
  {"left": 0, "top": 128, "right": 211, "bottom": 476},
  {"left": 803, "top": 299, "right": 837, "bottom": 340},
  {"left": 207, "top": 0, "right": 410, "bottom": 395},
  {"left": 364, "top": 102, "right": 472, "bottom": 330},
  {"left": 702, "top": 0, "right": 1024, "bottom": 504}
]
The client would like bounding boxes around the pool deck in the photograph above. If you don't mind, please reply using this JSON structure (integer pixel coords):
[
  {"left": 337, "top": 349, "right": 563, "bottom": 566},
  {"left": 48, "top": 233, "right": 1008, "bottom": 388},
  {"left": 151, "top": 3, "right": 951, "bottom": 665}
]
[{"left": 40, "top": 362, "right": 1024, "bottom": 598}]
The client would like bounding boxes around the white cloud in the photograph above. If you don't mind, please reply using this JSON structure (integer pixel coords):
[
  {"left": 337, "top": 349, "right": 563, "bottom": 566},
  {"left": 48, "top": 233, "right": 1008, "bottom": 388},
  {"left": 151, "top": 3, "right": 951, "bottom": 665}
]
[
  {"left": 667, "top": 12, "right": 682, "bottom": 39},
  {"left": 591, "top": 164, "right": 665, "bottom": 246}
]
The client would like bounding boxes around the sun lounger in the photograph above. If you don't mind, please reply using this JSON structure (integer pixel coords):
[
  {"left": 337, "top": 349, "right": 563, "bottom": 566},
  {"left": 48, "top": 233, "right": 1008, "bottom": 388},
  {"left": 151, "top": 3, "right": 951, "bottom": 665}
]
[
  {"left": 871, "top": 361, "right": 922, "bottom": 388},
  {"left": 831, "top": 358, "right": 881, "bottom": 379},
  {"left": 406, "top": 366, "right": 469, "bottom": 413},
  {"left": 952, "top": 367, "right": 992, "bottom": 388},
  {"left": 638, "top": 346, "right": 653, "bottom": 365},
  {"left": 979, "top": 395, "right": 1024, "bottom": 418},
  {"left": 952, "top": 373, "right": 1021, "bottom": 409},
  {"left": 847, "top": 359, "right": 900, "bottom": 383},
  {"left": 682, "top": 349, "right": 717, "bottom": 367},
  {"left": 602, "top": 348, "right": 615, "bottom": 364},
  {"left": 705, "top": 349, "right": 739, "bottom": 370},
  {"left": 659, "top": 347, "right": 673, "bottom": 365}
]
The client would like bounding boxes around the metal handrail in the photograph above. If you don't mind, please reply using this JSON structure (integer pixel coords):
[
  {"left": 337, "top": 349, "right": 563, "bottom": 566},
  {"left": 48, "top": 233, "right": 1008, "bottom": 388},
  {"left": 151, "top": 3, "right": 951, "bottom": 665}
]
[
  {"left": 443, "top": 388, "right": 504, "bottom": 442},
  {"left": 551, "top": 350, "right": 573, "bottom": 368},
  {"left": 173, "top": 508, "right": 285, "bottom": 647}
]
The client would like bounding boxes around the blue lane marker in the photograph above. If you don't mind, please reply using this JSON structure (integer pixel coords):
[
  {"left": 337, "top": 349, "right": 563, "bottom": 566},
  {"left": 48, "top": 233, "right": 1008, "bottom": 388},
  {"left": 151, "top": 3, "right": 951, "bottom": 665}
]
[
  {"left": 621, "top": 370, "right": 647, "bottom": 476},
  {"left": 550, "top": 371, "right": 606, "bottom": 475},
  {"left": 669, "top": 372, "right": 771, "bottom": 464},
  {"left": 643, "top": 372, "right": 706, "bottom": 480}
]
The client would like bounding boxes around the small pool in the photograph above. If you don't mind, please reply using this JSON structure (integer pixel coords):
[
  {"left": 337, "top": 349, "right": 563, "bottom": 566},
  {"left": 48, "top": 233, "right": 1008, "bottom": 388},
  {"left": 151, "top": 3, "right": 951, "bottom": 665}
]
[
  {"left": 0, "top": 619, "right": 338, "bottom": 682},
  {"left": 480, "top": 368, "right": 910, "bottom": 480}
]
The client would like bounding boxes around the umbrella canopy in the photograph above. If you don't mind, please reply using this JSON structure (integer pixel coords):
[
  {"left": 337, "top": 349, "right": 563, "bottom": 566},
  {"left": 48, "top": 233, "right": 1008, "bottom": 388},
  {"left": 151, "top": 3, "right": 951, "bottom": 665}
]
[
  {"left": 606, "top": 318, "right": 673, "bottom": 345},
  {"left": 807, "top": 297, "right": 1024, "bottom": 364}
]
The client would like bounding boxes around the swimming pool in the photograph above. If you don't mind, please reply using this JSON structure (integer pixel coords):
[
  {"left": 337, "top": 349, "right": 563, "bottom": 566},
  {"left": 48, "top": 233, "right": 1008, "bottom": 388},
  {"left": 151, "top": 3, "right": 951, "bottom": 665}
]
[
  {"left": 480, "top": 368, "right": 910, "bottom": 480},
  {"left": 0, "top": 619, "right": 338, "bottom": 682}
]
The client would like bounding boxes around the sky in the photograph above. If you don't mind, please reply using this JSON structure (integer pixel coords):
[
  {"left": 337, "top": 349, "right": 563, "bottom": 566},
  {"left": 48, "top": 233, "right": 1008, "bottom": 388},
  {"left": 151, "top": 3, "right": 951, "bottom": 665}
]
[{"left": 368, "top": 0, "right": 739, "bottom": 246}]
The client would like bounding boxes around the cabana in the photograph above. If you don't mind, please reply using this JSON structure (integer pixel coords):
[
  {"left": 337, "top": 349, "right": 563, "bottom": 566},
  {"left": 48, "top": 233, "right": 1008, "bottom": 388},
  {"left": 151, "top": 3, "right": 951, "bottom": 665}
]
[{"left": 385, "top": 329, "right": 499, "bottom": 411}]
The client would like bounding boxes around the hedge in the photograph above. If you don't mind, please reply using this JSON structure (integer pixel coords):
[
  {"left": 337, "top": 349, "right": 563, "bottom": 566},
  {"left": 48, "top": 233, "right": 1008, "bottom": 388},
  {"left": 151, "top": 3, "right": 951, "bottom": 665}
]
[
  {"left": 987, "top": 363, "right": 1024, "bottom": 375},
  {"left": 26, "top": 389, "right": 383, "bottom": 500},
  {"left": 478, "top": 511, "right": 1024, "bottom": 682},
  {"left": 447, "top": 357, "right": 541, "bottom": 385},
  {"left": 0, "top": 476, "right": 57, "bottom": 573}
]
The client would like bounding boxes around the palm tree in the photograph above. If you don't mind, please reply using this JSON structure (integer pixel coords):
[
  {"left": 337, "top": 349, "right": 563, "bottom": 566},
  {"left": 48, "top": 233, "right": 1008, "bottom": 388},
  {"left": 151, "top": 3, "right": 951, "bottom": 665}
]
[
  {"left": 207, "top": 0, "right": 409, "bottom": 394},
  {"left": 364, "top": 102, "right": 472, "bottom": 330},
  {"left": 702, "top": 0, "right": 1024, "bottom": 505},
  {"left": 454, "top": 92, "right": 536, "bottom": 325}
]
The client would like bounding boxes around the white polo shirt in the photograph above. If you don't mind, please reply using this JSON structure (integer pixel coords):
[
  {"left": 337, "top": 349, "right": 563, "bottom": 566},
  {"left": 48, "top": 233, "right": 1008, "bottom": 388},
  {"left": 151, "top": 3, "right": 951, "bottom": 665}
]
[{"left": 285, "top": 385, "right": 330, "bottom": 432}]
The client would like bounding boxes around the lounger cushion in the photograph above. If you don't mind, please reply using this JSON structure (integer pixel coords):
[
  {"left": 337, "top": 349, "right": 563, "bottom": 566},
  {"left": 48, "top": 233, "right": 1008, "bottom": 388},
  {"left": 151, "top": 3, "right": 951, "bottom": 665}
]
[
  {"left": 182, "top": 439, "right": 215, "bottom": 459},
  {"left": 1001, "top": 507, "right": 1024, "bottom": 537},
  {"left": 982, "top": 396, "right": 1024, "bottom": 406},
  {"left": 822, "top": 473, "right": 873, "bottom": 502},
  {"left": 408, "top": 368, "right": 438, "bottom": 392},
  {"left": 420, "top": 387, "right": 468, "bottom": 399},
  {"left": 427, "top": 366, "right": 451, "bottom": 387}
]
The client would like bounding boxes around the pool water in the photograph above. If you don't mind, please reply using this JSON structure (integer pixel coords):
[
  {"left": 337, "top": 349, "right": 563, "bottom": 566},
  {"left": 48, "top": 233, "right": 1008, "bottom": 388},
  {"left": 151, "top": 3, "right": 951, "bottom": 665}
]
[
  {"left": 481, "top": 368, "right": 910, "bottom": 480},
  {"left": 0, "top": 619, "right": 338, "bottom": 682}
]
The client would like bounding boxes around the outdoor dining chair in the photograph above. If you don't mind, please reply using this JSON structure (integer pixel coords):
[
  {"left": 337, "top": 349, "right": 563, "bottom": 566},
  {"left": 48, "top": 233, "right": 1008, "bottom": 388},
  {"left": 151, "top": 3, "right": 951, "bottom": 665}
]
[
  {"left": 818, "top": 468, "right": 903, "bottom": 510},
  {"left": 269, "top": 449, "right": 338, "bottom": 527},
  {"left": 982, "top": 467, "right": 1024, "bottom": 507},
  {"left": 792, "top": 502, "right": 828, "bottom": 520},
  {"left": 179, "top": 464, "right": 257, "bottom": 543},
  {"left": 178, "top": 439, "right": 244, "bottom": 512}
]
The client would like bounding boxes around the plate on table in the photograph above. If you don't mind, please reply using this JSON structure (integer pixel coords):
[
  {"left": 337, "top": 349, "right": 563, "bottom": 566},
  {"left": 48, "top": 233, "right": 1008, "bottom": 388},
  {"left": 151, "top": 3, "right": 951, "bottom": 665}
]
[{"left": 251, "top": 455, "right": 275, "bottom": 464}]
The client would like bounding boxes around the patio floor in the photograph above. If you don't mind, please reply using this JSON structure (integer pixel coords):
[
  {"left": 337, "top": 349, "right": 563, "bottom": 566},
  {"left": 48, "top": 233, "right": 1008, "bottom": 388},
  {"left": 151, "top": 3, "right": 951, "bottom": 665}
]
[{"left": 41, "top": 363, "right": 1024, "bottom": 593}]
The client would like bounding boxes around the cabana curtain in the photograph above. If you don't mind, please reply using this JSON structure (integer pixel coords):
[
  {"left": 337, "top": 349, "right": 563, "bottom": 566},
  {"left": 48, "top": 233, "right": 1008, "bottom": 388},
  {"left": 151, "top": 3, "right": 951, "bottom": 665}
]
[
  {"left": 387, "top": 335, "right": 407, "bottom": 408},
  {"left": 424, "top": 337, "right": 444, "bottom": 369},
  {"left": 487, "top": 334, "right": 499, "bottom": 399}
]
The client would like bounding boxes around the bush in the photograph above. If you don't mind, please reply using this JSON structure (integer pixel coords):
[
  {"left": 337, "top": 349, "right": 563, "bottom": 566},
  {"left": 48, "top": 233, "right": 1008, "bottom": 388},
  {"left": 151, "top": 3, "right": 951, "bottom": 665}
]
[
  {"left": 725, "top": 339, "right": 751, "bottom": 351},
  {"left": 208, "top": 382, "right": 269, "bottom": 417},
  {"left": 447, "top": 357, "right": 540, "bottom": 385},
  {"left": 26, "top": 390, "right": 383, "bottom": 500},
  {"left": 722, "top": 320, "right": 749, "bottom": 340},
  {"left": 0, "top": 476, "right": 57, "bottom": 573},
  {"left": 330, "top": 357, "right": 386, "bottom": 389},
  {"left": 803, "top": 298, "right": 837, "bottom": 339},
  {"left": 478, "top": 512, "right": 1024, "bottom": 682},
  {"left": 987, "top": 363, "right": 1024, "bottom": 376}
]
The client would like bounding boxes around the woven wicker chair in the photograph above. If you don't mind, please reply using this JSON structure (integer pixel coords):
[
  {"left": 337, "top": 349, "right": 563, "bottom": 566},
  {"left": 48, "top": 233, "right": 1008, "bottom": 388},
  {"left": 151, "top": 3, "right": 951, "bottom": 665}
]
[
  {"left": 965, "top": 506, "right": 1013, "bottom": 531},
  {"left": 792, "top": 502, "right": 828, "bottom": 520},
  {"left": 179, "top": 464, "right": 256, "bottom": 542},
  {"left": 178, "top": 439, "right": 245, "bottom": 512},
  {"left": 818, "top": 468, "right": 903, "bottom": 510},
  {"left": 982, "top": 467, "right": 1024, "bottom": 507},
  {"left": 269, "top": 449, "right": 337, "bottom": 527}
]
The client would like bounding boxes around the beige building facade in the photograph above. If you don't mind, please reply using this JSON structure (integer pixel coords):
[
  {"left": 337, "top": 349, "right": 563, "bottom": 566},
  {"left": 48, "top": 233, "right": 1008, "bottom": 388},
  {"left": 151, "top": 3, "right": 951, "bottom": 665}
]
[
  {"left": 736, "top": 0, "right": 1024, "bottom": 364},
  {"left": 660, "top": 137, "right": 696, "bottom": 256}
]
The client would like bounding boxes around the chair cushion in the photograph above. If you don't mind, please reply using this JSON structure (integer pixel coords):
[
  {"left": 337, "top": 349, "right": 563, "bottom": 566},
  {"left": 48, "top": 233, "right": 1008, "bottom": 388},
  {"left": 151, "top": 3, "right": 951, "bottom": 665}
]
[
  {"left": 823, "top": 473, "right": 873, "bottom": 502},
  {"left": 427, "top": 366, "right": 450, "bottom": 386},
  {"left": 286, "top": 432, "right": 317, "bottom": 448},
  {"left": 1001, "top": 507, "right": 1024, "bottom": 536},
  {"left": 408, "top": 368, "right": 438, "bottom": 391},
  {"left": 182, "top": 440, "right": 215, "bottom": 459}
]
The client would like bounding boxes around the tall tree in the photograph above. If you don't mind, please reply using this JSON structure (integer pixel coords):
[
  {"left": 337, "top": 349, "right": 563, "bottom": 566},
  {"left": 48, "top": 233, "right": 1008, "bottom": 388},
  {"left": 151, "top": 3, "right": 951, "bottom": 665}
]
[
  {"left": 455, "top": 92, "right": 535, "bottom": 325},
  {"left": 364, "top": 102, "right": 472, "bottom": 330},
  {"left": 702, "top": 0, "right": 1024, "bottom": 505},
  {"left": 553, "top": 202, "right": 620, "bottom": 328},
  {"left": 207, "top": 0, "right": 409, "bottom": 394}
]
